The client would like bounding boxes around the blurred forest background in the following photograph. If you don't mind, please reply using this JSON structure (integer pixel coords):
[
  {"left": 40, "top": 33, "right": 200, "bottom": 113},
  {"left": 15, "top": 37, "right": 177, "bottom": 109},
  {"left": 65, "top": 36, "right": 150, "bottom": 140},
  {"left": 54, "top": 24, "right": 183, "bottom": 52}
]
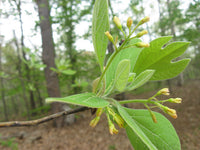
[
  {"left": 0, "top": 0, "right": 200, "bottom": 149},
  {"left": 0, "top": 0, "right": 199, "bottom": 122}
]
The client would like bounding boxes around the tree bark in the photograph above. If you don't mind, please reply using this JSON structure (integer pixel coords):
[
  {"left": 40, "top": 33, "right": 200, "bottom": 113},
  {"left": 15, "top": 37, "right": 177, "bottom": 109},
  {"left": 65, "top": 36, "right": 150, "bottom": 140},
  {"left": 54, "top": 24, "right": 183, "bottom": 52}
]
[
  {"left": 0, "top": 43, "right": 8, "bottom": 121},
  {"left": 36, "top": 0, "right": 63, "bottom": 127},
  {"left": 67, "top": 0, "right": 77, "bottom": 94},
  {"left": 16, "top": 0, "right": 36, "bottom": 111},
  {"left": 13, "top": 30, "right": 30, "bottom": 120}
]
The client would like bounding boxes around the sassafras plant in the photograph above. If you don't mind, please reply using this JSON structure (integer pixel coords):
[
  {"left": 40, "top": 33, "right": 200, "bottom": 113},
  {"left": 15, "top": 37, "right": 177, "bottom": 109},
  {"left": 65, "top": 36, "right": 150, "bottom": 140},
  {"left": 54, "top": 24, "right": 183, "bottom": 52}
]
[{"left": 46, "top": 0, "right": 190, "bottom": 149}]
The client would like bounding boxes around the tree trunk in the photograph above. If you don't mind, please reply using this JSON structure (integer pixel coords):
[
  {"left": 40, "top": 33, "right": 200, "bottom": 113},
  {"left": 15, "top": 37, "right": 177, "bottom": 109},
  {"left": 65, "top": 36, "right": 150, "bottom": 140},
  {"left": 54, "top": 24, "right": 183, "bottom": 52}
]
[
  {"left": 177, "top": 73, "right": 184, "bottom": 86},
  {"left": 13, "top": 30, "right": 30, "bottom": 120},
  {"left": 36, "top": 84, "right": 43, "bottom": 107},
  {"left": 33, "top": 69, "right": 43, "bottom": 107},
  {"left": 36, "top": 0, "right": 63, "bottom": 127},
  {"left": 15, "top": 0, "right": 36, "bottom": 111},
  {"left": 67, "top": 0, "right": 78, "bottom": 94},
  {"left": 11, "top": 96, "right": 19, "bottom": 115},
  {"left": 157, "top": 0, "right": 165, "bottom": 36},
  {"left": 0, "top": 43, "right": 8, "bottom": 121}
]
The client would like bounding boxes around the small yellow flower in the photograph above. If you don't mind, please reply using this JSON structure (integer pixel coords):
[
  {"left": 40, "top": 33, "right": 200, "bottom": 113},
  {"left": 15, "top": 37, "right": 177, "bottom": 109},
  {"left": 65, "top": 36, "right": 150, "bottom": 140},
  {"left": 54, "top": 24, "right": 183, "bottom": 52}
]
[
  {"left": 158, "top": 88, "right": 170, "bottom": 96},
  {"left": 96, "top": 108, "right": 103, "bottom": 117},
  {"left": 113, "top": 114, "right": 125, "bottom": 128},
  {"left": 107, "top": 107, "right": 125, "bottom": 128},
  {"left": 109, "top": 123, "right": 119, "bottom": 135},
  {"left": 89, "top": 116, "right": 100, "bottom": 128},
  {"left": 165, "top": 107, "right": 177, "bottom": 119},
  {"left": 135, "top": 42, "right": 150, "bottom": 48},
  {"left": 169, "top": 98, "right": 182, "bottom": 103},
  {"left": 113, "top": 16, "right": 122, "bottom": 30},
  {"left": 127, "top": 17, "right": 133, "bottom": 28},
  {"left": 138, "top": 16, "right": 150, "bottom": 26},
  {"left": 150, "top": 111, "right": 157, "bottom": 123},
  {"left": 114, "top": 36, "right": 118, "bottom": 45},
  {"left": 136, "top": 30, "right": 148, "bottom": 38},
  {"left": 105, "top": 31, "right": 114, "bottom": 42}
]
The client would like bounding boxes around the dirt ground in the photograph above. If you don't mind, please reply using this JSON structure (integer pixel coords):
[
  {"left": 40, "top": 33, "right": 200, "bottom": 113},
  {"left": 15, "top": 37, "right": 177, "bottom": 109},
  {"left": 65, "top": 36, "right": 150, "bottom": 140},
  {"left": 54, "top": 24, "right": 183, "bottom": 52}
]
[{"left": 0, "top": 80, "right": 200, "bottom": 150}]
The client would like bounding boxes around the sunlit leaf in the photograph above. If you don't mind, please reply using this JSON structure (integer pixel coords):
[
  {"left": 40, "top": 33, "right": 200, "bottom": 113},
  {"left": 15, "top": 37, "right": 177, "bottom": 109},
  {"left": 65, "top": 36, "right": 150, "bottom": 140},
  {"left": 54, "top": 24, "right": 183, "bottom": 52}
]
[
  {"left": 133, "top": 36, "right": 190, "bottom": 80},
  {"left": 105, "top": 38, "right": 142, "bottom": 95},
  {"left": 117, "top": 105, "right": 157, "bottom": 150},
  {"left": 46, "top": 93, "right": 109, "bottom": 108},
  {"left": 92, "top": 0, "right": 109, "bottom": 71},
  {"left": 61, "top": 69, "right": 76, "bottom": 75},
  {"left": 127, "top": 70, "right": 155, "bottom": 91},
  {"left": 115, "top": 59, "right": 130, "bottom": 92},
  {"left": 125, "top": 108, "right": 181, "bottom": 150}
]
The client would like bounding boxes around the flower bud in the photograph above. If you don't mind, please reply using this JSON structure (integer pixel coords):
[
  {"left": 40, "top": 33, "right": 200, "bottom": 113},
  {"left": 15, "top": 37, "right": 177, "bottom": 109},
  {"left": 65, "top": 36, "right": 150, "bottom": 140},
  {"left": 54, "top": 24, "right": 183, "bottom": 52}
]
[
  {"left": 89, "top": 116, "right": 100, "bottom": 128},
  {"left": 96, "top": 108, "right": 103, "bottom": 117},
  {"left": 109, "top": 122, "right": 118, "bottom": 135},
  {"left": 114, "top": 36, "right": 118, "bottom": 45},
  {"left": 113, "top": 114, "right": 125, "bottom": 128},
  {"left": 113, "top": 16, "right": 122, "bottom": 30},
  {"left": 135, "top": 42, "right": 150, "bottom": 48},
  {"left": 127, "top": 17, "right": 133, "bottom": 29},
  {"left": 150, "top": 111, "right": 157, "bottom": 123},
  {"left": 138, "top": 16, "right": 150, "bottom": 26},
  {"left": 158, "top": 88, "right": 170, "bottom": 96},
  {"left": 136, "top": 30, "right": 148, "bottom": 38},
  {"left": 105, "top": 31, "right": 114, "bottom": 42},
  {"left": 164, "top": 107, "right": 177, "bottom": 119},
  {"left": 169, "top": 98, "right": 182, "bottom": 103},
  {"left": 107, "top": 107, "right": 125, "bottom": 128}
]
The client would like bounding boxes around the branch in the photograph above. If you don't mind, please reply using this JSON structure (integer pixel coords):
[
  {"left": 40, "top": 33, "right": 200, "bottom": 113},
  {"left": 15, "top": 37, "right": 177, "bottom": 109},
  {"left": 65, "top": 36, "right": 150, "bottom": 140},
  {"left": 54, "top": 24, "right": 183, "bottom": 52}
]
[{"left": 0, "top": 106, "right": 90, "bottom": 128}]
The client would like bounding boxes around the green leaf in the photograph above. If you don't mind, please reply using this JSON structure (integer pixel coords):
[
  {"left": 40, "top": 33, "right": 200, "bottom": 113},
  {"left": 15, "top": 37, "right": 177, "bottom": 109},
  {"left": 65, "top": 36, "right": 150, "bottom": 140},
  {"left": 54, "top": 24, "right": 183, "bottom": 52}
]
[
  {"left": 125, "top": 108, "right": 181, "bottom": 150},
  {"left": 133, "top": 36, "right": 190, "bottom": 80},
  {"left": 105, "top": 38, "right": 142, "bottom": 95},
  {"left": 117, "top": 105, "right": 157, "bottom": 150},
  {"left": 127, "top": 70, "right": 155, "bottom": 91},
  {"left": 46, "top": 93, "right": 109, "bottom": 108},
  {"left": 128, "top": 73, "right": 136, "bottom": 82},
  {"left": 115, "top": 59, "right": 130, "bottom": 92},
  {"left": 92, "top": 0, "right": 110, "bottom": 72},
  {"left": 0, "top": 71, "right": 9, "bottom": 78},
  {"left": 50, "top": 67, "right": 59, "bottom": 73},
  {"left": 61, "top": 69, "right": 76, "bottom": 75}
]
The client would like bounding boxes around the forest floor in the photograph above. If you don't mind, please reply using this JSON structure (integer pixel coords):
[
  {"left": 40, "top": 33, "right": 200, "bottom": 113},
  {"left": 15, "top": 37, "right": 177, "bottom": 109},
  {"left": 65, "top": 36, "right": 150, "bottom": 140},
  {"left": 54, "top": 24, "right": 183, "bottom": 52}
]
[{"left": 0, "top": 79, "right": 200, "bottom": 150}]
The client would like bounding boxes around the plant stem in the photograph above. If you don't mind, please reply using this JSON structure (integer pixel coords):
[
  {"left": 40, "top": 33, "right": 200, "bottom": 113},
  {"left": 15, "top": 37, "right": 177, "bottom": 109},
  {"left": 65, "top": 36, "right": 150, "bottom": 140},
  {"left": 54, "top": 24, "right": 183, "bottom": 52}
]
[
  {"left": 119, "top": 99, "right": 160, "bottom": 105},
  {"left": 122, "top": 44, "right": 137, "bottom": 50},
  {"left": 121, "top": 29, "right": 127, "bottom": 39},
  {"left": 94, "top": 51, "right": 118, "bottom": 93},
  {"left": 94, "top": 22, "right": 141, "bottom": 94},
  {"left": 0, "top": 107, "right": 89, "bottom": 128},
  {"left": 119, "top": 99, "right": 148, "bottom": 104}
]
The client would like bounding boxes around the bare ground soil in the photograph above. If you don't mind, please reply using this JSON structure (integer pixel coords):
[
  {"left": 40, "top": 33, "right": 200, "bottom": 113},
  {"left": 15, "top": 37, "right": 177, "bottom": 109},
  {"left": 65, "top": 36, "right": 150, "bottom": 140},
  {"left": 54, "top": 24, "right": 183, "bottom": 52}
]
[{"left": 0, "top": 80, "right": 200, "bottom": 150}]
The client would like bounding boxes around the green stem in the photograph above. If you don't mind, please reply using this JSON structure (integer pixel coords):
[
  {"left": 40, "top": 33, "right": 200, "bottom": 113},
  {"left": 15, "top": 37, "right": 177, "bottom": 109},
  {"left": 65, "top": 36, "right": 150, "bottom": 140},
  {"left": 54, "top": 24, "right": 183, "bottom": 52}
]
[
  {"left": 128, "top": 28, "right": 131, "bottom": 35},
  {"left": 94, "top": 51, "right": 118, "bottom": 93},
  {"left": 113, "top": 44, "right": 118, "bottom": 51},
  {"left": 119, "top": 99, "right": 164, "bottom": 105},
  {"left": 129, "top": 36, "right": 137, "bottom": 41},
  {"left": 130, "top": 24, "right": 140, "bottom": 36},
  {"left": 121, "top": 29, "right": 127, "bottom": 39},
  {"left": 119, "top": 99, "right": 149, "bottom": 104},
  {"left": 122, "top": 44, "right": 137, "bottom": 50},
  {"left": 158, "top": 99, "right": 172, "bottom": 103},
  {"left": 94, "top": 37, "right": 129, "bottom": 94},
  {"left": 119, "top": 99, "right": 168, "bottom": 107},
  {"left": 94, "top": 22, "right": 141, "bottom": 94}
]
